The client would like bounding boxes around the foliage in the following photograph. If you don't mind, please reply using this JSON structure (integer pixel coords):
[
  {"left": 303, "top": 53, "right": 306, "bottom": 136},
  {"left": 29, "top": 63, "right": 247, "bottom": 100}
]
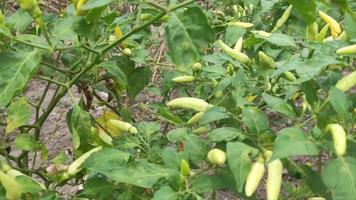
[{"left": 0, "top": 0, "right": 355, "bottom": 199}]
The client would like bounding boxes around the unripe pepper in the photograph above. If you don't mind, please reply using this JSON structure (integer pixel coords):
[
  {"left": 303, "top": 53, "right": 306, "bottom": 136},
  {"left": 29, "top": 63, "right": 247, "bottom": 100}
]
[
  {"left": 218, "top": 40, "right": 251, "bottom": 64},
  {"left": 323, "top": 36, "right": 334, "bottom": 43},
  {"left": 17, "top": 0, "right": 43, "bottom": 27},
  {"left": 316, "top": 24, "right": 329, "bottom": 42},
  {"left": 273, "top": 5, "right": 293, "bottom": 31},
  {"left": 253, "top": 30, "right": 272, "bottom": 38},
  {"left": 207, "top": 148, "right": 226, "bottom": 166},
  {"left": 172, "top": 75, "right": 195, "bottom": 83},
  {"left": 115, "top": 26, "right": 123, "bottom": 39},
  {"left": 234, "top": 37, "right": 243, "bottom": 52},
  {"left": 336, "top": 44, "right": 356, "bottom": 55},
  {"left": 245, "top": 156, "right": 265, "bottom": 197},
  {"left": 283, "top": 71, "right": 297, "bottom": 81},
  {"left": 259, "top": 51, "right": 276, "bottom": 69},
  {"left": 94, "top": 127, "right": 113, "bottom": 145},
  {"left": 123, "top": 48, "right": 132, "bottom": 56},
  {"left": 318, "top": 11, "right": 341, "bottom": 36},
  {"left": 335, "top": 71, "right": 356, "bottom": 92},
  {"left": 192, "top": 62, "right": 202, "bottom": 71},
  {"left": 0, "top": 11, "right": 4, "bottom": 26},
  {"left": 108, "top": 119, "right": 138, "bottom": 134},
  {"left": 0, "top": 170, "right": 22, "bottom": 200},
  {"left": 336, "top": 31, "right": 347, "bottom": 41},
  {"left": 264, "top": 151, "right": 283, "bottom": 200},
  {"left": 306, "top": 23, "right": 318, "bottom": 41},
  {"left": 192, "top": 127, "right": 209, "bottom": 135},
  {"left": 180, "top": 159, "right": 190, "bottom": 177},
  {"left": 227, "top": 21, "right": 254, "bottom": 28},
  {"left": 187, "top": 111, "right": 204, "bottom": 125},
  {"left": 76, "top": 0, "right": 87, "bottom": 15},
  {"left": 67, "top": 146, "right": 103, "bottom": 175},
  {"left": 139, "top": 13, "right": 154, "bottom": 21},
  {"left": 167, "top": 97, "right": 212, "bottom": 112},
  {"left": 16, "top": 0, "right": 38, "bottom": 12},
  {"left": 325, "top": 123, "right": 347, "bottom": 157}
]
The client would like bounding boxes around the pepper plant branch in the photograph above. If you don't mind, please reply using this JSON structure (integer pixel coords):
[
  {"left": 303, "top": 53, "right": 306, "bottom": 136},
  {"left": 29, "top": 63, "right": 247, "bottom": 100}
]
[{"left": 32, "top": 0, "right": 197, "bottom": 141}]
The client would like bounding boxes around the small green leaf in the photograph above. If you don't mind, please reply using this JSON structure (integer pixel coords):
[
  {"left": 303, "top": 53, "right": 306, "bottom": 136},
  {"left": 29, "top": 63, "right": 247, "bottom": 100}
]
[
  {"left": 242, "top": 107, "right": 269, "bottom": 134},
  {"left": 271, "top": 128, "right": 319, "bottom": 161},
  {"left": 79, "top": 176, "right": 116, "bottom": 200},
  {"left": 288, "top": 0, "right": 317, "bottom": 24},
  {"left": 127, "top": 67, "right": 151, "bottom": 99},
  {"left": 51, "top": 152, "right": 68, "bottom": 164},
  {"left": 329, "top": 87, "right": 352, "bottom": 120},
  {"left": 255, "top": 33, "right": 296, "bottom": 47},
  {"left": 13, "top": 134, "right": 41, "bottom": 152},
  {"left": 184, "top": 134, "right": 209, "bottom": 162},
  {"left": 192, "top": 169, "right": 237, "bottom": 193},
  {"left": 81, "top": 0, "right": 114, "bottom": 10},
  {"left": 199, "top": 107, "right": 230, "bottom": 125},
  {"left": 152, "top": 186, "right": 178, "bottom": 200},
  {"left": 322, "top": 157, "right": 356, "bottom": 199},
  {"left": 0, "top": 51, "right": 40, "bottom": 107},
  {"left": 89, "top": 160, "right": 172, "bottom": 188},
  {"left": 167, "top": 128, "right": 188, "bottom": 143},
  {"left": 262, "top": 93, "right": 296, "bottom": 118},
  {"left": 166, "top": 6, "right": 215, "bottom": 72},
  {"left": 83, "top": 148, "right": 130, "bottom": 171},
  {"left": 162, "top": 147, "right": 181, "bottom": 170},
  {"left": 208, "top": 127, "right": 241, "bottom": 142},
  {"left": 6, "top": 97, "right": 31, "bottom": 134},
  {"left": 226, "top": 141, "right": 257, "bottom": 192}
]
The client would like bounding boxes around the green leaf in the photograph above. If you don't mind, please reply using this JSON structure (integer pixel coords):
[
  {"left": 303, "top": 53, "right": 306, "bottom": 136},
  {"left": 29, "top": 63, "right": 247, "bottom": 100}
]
[
  {"left": 288, "top": 0, "right": 317, "bottom": 24},
  {"left": 167, "top": 128, "right": 188, "bottom": 143},
  {"left": 255, "top": 33, "right": 296, "bottom": 47},
  {"left": 191, "top": 169, "right": 237, "bottom": 193},
  {"left": 127, "top": 67, "right": 151, "bottom": 99},
  {"left": 242, "top": 107, "right": 269, "bottom": 134},
  {"left": 78, "top": 176, "right": 116, "bottom": 200},
  {"left": 208, "top": 127, "right": 241, "bottom": 142},
  {"left": 91, "top": 160, "right": 172, "bottom": 188},
  {"left": 166, "top": 6, "right": 215, "bottom": 72},
  {"left": 0, "top": 51, "right": 40, "bottom": 107},
  {"left": 14, "top": 175, "right": 44, "bottom": 193},
  {"left": 322, "top": 157, "right": 356, "bottom": 199},
  {"left": 184, "top": 134, "right": 208, "bottom": 162},
  {"left": 295, "top": 54, "right": 339, "bottom": 83},
  {"left": 6, "top": 10, "right": 32, "bottom": 32},
  {"left": 199, "top": 107, "right": 230, "bottom": 125},
  {"left": 6, "top": 97, "right": 31, "bottom": 133},
  {"left": 224, "top": 27, "right": 246, "bottom": 46},
  {"left": 296, "top": 164, "right": 330, "bottom": 198},
  {"left": 52, "top": 17, "right": 78, "bottom": 42},
  {"left": 158, "top": 107, "right": 184, "bottom": 125},
  {"left": 152, "top": 186, "right": 178, "bottom": 200},
  {"left": 344, "top": 12, "right": 356, "bottom": 40},
  {"left": 68, "top": 105, "right": 95, "bottom": 154},
  {"left": 101, "top": 60, "right": 127, "bottom": 88},
  {"left": 162, "top": 147, "right": 181, "bottom": 170},
  {"left": 83, "top": 148, "right": 130, "bottom": 171},
  {"left": 13, "top": 134, "right": 41, "bottom": 152},
  {"left": 226, "top": 141, "right": 257, "bottom": 192},
  {"left": 271, "top": 128, "right": 319, "bottom": 161},
  {"left": 137, "top": 122, "right": 161, "bottom": 138},
  {"left": 329, "top": 87, "right": 352, "bottom": 120},
  {"left": 81, "top": 0, "right": 114, "bottom": 10},
  {"left": 51, "top": 152, "right": 68, "bottom": 164},
  {"left": 262, "top": 93, "right": 296, "bottom": 118}
]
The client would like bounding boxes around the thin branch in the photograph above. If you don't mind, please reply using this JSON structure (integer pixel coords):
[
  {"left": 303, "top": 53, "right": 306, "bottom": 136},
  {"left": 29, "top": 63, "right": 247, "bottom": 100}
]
[{"left": 38, "top": 76, "right": 67, "bottom": 88}]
